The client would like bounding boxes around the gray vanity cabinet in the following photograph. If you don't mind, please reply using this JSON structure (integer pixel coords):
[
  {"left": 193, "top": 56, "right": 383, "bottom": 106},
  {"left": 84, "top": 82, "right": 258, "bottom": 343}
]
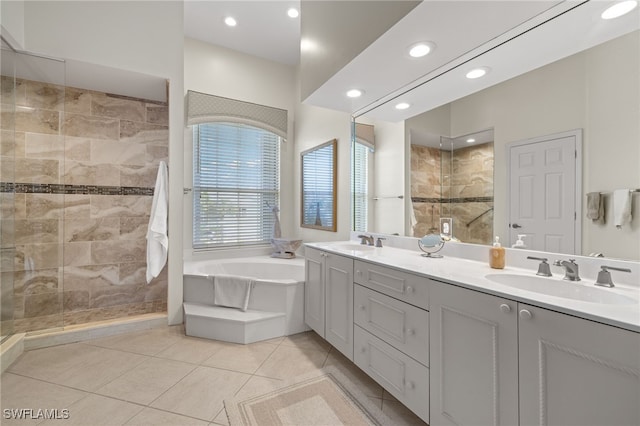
[
  {"left": 430, "top": 280, "right": 640, "bottom": 426},
  {"left": 518, "top": 304, "right": 640, "bottom": 426},
  {"left": 304, "top": 247, "right": 354, "bottom": 360},
  {"left": 429, "top": 281, "right": 519, "bottom": 426}
]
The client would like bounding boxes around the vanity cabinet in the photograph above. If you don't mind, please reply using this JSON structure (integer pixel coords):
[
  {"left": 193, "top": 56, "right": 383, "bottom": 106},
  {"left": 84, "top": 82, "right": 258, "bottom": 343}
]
[
  {"left": 304, "top": 247, "right": 354, "bottom": 359},
  {"left": 518, "top": 303, "right": 640, "bottom": 426},
  {"left": 353, "top": 260, "right": 431, "bottom": 423},
  {"left": 429, "top": 281, "right": 519, "bottom": 426},
  {"left": 430, "top": 280, "right": 640, "bottom": 426}
]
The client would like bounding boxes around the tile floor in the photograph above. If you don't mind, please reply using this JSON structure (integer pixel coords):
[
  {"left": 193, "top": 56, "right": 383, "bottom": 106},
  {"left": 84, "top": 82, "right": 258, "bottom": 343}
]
[{"left": 1, "top": 327, "right": 428, "bottom": 425}]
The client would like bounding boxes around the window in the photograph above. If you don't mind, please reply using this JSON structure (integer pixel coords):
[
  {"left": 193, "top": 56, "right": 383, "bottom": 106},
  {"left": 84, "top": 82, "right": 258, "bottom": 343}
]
[
  {"left": 193, "top": 122, "right": 280, "bottom": 249},
  {"left": 352, "top": 140, "right": 371, "bottom": 232}
]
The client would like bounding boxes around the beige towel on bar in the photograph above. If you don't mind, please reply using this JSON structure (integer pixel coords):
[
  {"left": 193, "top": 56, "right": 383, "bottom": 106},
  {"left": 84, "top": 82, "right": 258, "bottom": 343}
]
[{"left": 586, "top": 192, "right": 604, "bottom": 224}]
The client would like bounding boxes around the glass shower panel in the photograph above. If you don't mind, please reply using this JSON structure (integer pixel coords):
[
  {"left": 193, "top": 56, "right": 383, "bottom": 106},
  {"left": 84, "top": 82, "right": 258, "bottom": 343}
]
[
  {"left": 1, "top": 40, "right": 17, "bottom": 342},
  {"left": 9, "top": 51, "right": 66, "bottom": 334}
]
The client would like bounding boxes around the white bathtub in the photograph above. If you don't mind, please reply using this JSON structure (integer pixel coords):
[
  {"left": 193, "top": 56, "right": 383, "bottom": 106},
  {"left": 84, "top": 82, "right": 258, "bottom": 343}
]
[{"left": 183, "top": 256, "right": 308, "bottom": 342}]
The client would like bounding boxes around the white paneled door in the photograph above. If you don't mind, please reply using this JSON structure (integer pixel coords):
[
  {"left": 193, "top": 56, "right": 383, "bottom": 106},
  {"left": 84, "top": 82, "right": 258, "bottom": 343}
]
[{"left": 508, "top": 130, "right": 581, "bottom": 253}]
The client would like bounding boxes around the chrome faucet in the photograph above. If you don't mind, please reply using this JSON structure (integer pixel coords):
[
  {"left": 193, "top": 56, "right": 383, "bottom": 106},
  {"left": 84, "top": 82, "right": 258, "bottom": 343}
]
[
  {"left": 375, "top": 237, "right": 386, "bottom": 248},
  {"left": 553, "top": 259, "right": 581, "bottom": 281},
  {"left": 527, "top": 256, "right": 552, "bottom": 277},
  {"left": 357, "top": 234, "right": 374, "bottom": 246},
  {"left": 595, "top": 265, "right": 631, "bottom": 288}
]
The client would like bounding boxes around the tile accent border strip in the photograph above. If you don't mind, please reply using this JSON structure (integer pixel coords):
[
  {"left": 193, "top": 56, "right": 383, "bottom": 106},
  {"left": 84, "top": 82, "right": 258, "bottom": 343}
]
[
  {"left": 412, "top": 196, "right": 494, "bottom": 204},
  {"left": 0, "top": 182, "right": 154, "bottom": 196}
]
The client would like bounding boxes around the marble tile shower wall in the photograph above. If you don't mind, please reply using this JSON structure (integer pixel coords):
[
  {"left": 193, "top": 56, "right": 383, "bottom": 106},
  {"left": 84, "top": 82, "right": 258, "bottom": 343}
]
[
  {"left": 410, "top": 143, "right": 493, "bottom": 244},
  {"left": 0, "top": 77, "right": 168, "bottom": 333}
]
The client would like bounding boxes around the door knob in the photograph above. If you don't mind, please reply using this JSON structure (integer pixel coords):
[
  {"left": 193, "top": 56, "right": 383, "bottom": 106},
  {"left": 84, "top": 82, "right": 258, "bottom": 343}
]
[{"left": 511, "top": 223, "right": 522, "bottom": 229}]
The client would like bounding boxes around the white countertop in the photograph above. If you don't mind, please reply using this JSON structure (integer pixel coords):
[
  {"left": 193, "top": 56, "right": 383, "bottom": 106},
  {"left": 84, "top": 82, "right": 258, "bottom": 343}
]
[{"left": 306, "top": 241, "right": 640, "bottom": 333}]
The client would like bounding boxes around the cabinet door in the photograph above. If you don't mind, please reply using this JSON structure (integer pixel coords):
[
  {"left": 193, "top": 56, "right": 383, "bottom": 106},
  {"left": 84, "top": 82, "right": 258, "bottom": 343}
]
[
  {"left": 304, "top": 247, "right": 325, "bottom": 337},
  {"left": 430, "top": 282, "right": 518, "bottom": 426},
  {"left": 325, "top": 253, "right": 354, "bottom": 360},
  {"left": 519, "top": 303, "right": 640, "bottom": 426},
  {"left": 354, "top": 325, "right": 429, "bottom": 423}
]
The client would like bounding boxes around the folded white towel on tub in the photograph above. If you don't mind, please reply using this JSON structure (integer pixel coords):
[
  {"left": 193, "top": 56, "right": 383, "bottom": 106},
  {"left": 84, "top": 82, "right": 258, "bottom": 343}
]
[
  {"left": 613, "top": 189, "right": 632, "bottom": 228},
  {"left": 213, "top": 275, "right": 254, "bottom": 311}
]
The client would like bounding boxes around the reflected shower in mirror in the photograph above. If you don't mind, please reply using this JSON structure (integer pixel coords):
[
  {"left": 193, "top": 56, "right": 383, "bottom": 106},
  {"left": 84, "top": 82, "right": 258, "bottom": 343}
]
[{"left": 410, "top": 128, "right": 494, "bottom": 245}]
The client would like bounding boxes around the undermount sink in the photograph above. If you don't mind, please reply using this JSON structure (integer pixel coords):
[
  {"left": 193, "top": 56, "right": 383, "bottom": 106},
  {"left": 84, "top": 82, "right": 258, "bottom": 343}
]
[
  {"left": 333, "top": 243, "right": 376, "bottom": 252},
  {"left": 485, "top": 273, "right": 638, "bottom": 305}
]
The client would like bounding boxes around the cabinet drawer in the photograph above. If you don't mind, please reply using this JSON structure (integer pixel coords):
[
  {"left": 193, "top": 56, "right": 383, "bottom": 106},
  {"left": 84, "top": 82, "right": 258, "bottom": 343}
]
[
  {"left": 354, "top": 260, "right": 429, "bottom": 309},
  {"left": 354, "top": 325, "right": 429, "bottom": 423},
  {"left": 354, "top": 284, "right": 429, "bottom": 366}
]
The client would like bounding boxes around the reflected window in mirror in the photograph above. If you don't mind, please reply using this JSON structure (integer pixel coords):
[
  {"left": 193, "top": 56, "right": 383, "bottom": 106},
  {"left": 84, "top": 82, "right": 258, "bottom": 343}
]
[
  {"left": 301, "top": 139, "right": 337, "bottom": 231},
  {"left": 352, "top": 122, "right": 375, "bottom": 232}
]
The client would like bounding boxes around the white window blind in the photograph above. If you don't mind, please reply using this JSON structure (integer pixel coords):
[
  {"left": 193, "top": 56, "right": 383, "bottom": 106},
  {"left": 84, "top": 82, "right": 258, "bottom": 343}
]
[
  {"left": 193, "top": 123, "right": 280, "bottom": 249},
  {"left": 352, "top": 141, "right": 370, "bottom": 232}
]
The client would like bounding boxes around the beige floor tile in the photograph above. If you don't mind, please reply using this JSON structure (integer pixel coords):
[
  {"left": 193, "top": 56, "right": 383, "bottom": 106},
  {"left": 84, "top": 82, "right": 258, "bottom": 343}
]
[
  {"left": 201, "top": 341, "right": 278, "bottom": 374},
  {"left": 381, "top": 400, "right": 428, "bottom": 426},
  {"left": 96, "top": 357, "right": 196, "bottom": 405},
  {"left": 86, "top": 327, "right": 183, "bottom": 356},
  {"left": 155, "top": 336, "right": 228, "bottom": 365},
  {"left": 9, "top": 343, "right": 147, "bottom": 391},
  {"left": 280, "top": 330, "right": 332, "bottom": 352},
  {"left": 232, "top": 375, "right": 284, "bottom": 400},
  {"left": 254, "top": 344, "right": 329, "bottom": 379},
  {"left": 211, "top": 407, "right": 230, "bottom": 426},
  {"left": 0, "top": 373, "right": 88, "bottom": 426},
  {"left": 323, "top": 349, "right": 384, "bottom": 398},
  {"left": 124, "top": 407, "right": 209, "bottom": 426},
  {"left": 39, "top": 394, "right": 143, "bottom": 426},
  {"left": 150, "top": 365, "right": 250, "bottom": 422}
]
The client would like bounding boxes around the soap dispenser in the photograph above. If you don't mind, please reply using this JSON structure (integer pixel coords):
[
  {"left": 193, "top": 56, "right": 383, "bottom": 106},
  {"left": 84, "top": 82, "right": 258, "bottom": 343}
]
[
  {"left": 490, "top": 236, "right": 505, "bottom": 269},
  {"left": 512, "top": 234, "right": 527, "bottom": 249}
]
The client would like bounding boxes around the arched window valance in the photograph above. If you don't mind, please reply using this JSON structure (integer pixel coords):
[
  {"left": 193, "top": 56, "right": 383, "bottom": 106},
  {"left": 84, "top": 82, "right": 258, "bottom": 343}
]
[{"left": 186, "top": 90, "right": 288, "bottom": 139}]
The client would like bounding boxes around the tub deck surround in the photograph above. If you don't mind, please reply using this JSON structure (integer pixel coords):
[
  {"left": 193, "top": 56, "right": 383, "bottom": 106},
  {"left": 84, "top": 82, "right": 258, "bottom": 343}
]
[
  {"left": 305, "top": 239, "right": 640, "bottom": 332},
  {"left": 183, "top": 257, "right": 307, "bottom": 344}
]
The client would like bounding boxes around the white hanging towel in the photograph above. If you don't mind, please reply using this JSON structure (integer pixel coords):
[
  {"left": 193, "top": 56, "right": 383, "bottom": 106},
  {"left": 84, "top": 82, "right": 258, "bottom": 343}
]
[
  {"left": 613, "top": 189, "right": 632, "bottom": 229},
  {"left": 146, "top": 161, "right": 169, "bottom": 283},
  {"left": 213, "top": 275, "right": 254, "bottom": 311}
]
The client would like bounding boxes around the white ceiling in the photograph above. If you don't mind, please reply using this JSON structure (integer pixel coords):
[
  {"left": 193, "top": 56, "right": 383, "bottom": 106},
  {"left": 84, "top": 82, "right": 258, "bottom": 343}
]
[
  {"left": 184, "top": 0, "right": 301, "bottom": 66},
  {"left": 183, "top": 1, "right": 639, "bottom": 122}
]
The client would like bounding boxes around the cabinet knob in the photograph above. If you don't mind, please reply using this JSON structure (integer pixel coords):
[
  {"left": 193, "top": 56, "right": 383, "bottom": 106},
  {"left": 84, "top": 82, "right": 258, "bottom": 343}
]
[
  {"left": 406, "top": 381, "right": 416, "bottom": 390},
  {"left": 361, "top": 347, "right": 366, "bottom": 353},
  {"left": 406, "top": 328, "right": 415, "bottom": 336},
  {"left": 405, "top": 285, "right": 414, "bottom": 294},
  {"left": 519, "top": 309, "right": 532, "bottom": 320},
  {"left": 359, "top": 305, "right": 366, "bottom": 311},
  {"left": 356, "top": 270, "right": 362, "bottom": 276},
  {"left": 499, "top": 304, "right": 511, "bottom": 313}
]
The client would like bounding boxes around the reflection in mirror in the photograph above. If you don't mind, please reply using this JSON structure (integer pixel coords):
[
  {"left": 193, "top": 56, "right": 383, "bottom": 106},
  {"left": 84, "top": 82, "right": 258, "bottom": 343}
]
[
  {"left": 352, "top": 123, "right": 374, "bottom": 232},
  {"left": 410, "top": 128, "right": 494, "bottom": 245},
  {"left": 301, "top": 139, "right": 337, "bottom": 231},
  {"left": 353, "top": 27, "right": 640, "bottom": 261}
]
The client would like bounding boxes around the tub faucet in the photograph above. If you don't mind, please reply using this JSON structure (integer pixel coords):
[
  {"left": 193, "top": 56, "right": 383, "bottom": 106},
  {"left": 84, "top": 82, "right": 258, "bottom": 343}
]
[
  {"left": 357, "top": 235, "right": 374, "bottom": 246},
  {"left": 553, "top": 259, "right": 581, "bottom": 281}
]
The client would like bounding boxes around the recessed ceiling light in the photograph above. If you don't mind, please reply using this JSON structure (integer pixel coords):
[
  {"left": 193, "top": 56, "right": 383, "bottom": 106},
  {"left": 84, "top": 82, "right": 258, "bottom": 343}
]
[
  {"left": 287, "top": 8, "right": 299, "bottom": 18},
  {"left": 395, "top": 102, "right": 411, "bottom": 110},
  {"left": 601, "top": 0, "right": 637, "bottom": 19},
  {"left": 466, "top": 67, "right": 490, "bottom": 79},
  {"left": 408, "top": 42, "right": 435, "bottom": 58},
  {"left": 466, "top": 138, "right": 476, "bottom": 143},
  {"left": 224, "top": 16, "right": 237, "bottom": 27},
  {"left": 346, "top": 89, "right": 363, "bottom": 98}
]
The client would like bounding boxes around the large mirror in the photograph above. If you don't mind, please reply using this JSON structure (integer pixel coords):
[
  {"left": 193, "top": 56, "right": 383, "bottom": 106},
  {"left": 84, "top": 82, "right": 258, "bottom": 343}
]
[
  {"left": 352, "top": 5, "right": 640, "bottom": 261},
  {"left": 301, "top": 139, "right": 337, "bottom": 231}
]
